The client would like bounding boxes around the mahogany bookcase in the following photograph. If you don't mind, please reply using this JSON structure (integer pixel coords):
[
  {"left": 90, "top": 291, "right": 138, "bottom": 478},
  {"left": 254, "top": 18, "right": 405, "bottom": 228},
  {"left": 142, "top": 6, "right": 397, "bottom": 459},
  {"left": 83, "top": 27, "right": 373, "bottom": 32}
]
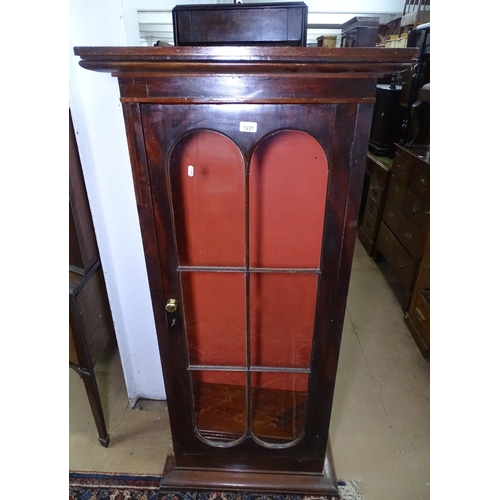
[{"left": 74, "top": 46, "right": 415, "bottom": 497}]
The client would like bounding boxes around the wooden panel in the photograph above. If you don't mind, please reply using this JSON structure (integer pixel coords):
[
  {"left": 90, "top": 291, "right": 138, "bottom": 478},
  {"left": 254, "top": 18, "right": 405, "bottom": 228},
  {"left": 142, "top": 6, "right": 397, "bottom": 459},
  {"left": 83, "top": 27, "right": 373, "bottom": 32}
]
[
  {"left": 387, "top": 175, "right": 406, "bottom": 209},
  {"left": 367, "top": 179, "right": 383, "bottom": 207},
  {"left": 412, "top": 291, "right": 429, "bottom": 343},
  {"left": 160, "top": 443, "right": 338, "bottom": 495},
  {"left": 120, "top": 76, "right": 376, "bottom": 104},
  {"left": 69, "top": 324, "right": 79, "bottom": 366},
  {"left": 365, "top": 196, "right": 382, "bottom": 221},
  {"left": 385, "top": 241, "right": 416, "bottom": 290},
  {"left": 366, "top": 154, "right": 391, "bottom": 185},
  {"left": 377, "top": 222, "right": 416, "bottom": 289},
  {"left": 73, "top": 266, "right": 114, "bottom": 365},
  {"left": 69, "top": 109, "right": 99, "bottom": 274},
  {"left": 69, "top": 263, "right": 114, "bottom": 448},
  {"left": 409, "top": 166, "right": 430, "bottom": 202},
  {"left": 394, "top": 144, "right": 429, "bottom": 172},
  {"left": 392, "top": 151, "right": 413, "bottom": 184},
  {"left": 172, "top": 3, "right": 307, "bottom": 47},
  {"left": 376, "top": 222, "right": 396, "bottom": 260},
  {"left": 361, "top": 213, "right": 377, "bottom": 240},
  {"left": 357, "top": 224, "right": 376, "bottom": 256},
  {"left": 74, "top": 46, "right": 417, "bottom": 79},
  {"left": 404, "top": 229, "right": 430, "bottom": 357},
  {"left": 401, "top": 188, "right": 429, "bottom": 229},
  {"left": 383, "top": 199, "right": 424, "bottom": 260},
  {"left": 362, "top": 197, "right": 382, "bottom": 240}
]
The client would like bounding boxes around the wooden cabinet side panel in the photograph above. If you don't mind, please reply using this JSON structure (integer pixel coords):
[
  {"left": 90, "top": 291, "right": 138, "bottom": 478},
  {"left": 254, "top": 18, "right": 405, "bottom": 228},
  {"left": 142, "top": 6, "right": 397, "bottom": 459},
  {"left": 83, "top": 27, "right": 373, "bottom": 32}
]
[
  {"left": 69, "top": 109, "right": 99, "bottom": 273},
  {"left": 76, "top": 266, "right": 115, "bottom": 365},
  {"left": 121, "top": 103, "right": 186, "bottom": 452},
  {"left": 308, "top": 102, "right": 374, "bottom": 459}
]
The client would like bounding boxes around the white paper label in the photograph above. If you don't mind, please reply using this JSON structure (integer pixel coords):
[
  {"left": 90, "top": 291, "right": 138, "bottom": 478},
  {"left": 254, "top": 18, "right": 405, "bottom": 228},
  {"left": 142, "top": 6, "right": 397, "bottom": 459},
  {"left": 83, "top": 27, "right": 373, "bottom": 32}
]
[
  {"left": 239, "top": 121, "right": 257, "bottom": 133},
  {"left": 188, "top": 165, "right": 194, "bottom": 177}
]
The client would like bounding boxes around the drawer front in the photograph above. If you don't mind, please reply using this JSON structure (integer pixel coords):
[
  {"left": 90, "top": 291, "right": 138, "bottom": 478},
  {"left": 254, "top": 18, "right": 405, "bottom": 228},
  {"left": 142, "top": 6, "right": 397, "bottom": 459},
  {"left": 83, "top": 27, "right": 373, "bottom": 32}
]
[
  {"left": 361, "top": 208, "right": 378, "bottom": 240},
  {"left": 392, "top": 152, "right": 414, "bottom": 184},
  {"left": 390, "top": 239, "right": 417, "bottom": 289},
  {"left": 383, "top": 199, "right": 424, "bottom": 260},
  {"left": 376, "top": 222, "right": 396, "bottom": 260},
  {"left": 402, "top": 189, "right": 430, "bottom": 229},
  {"left": 387, "top": 175, "right": 406, "bottom": 209},
  {"left": 367, "top": 155, "right": 390, "bottom": 185},
  {"left": 367, "top": 179, "right": 383, "bottom": 207},
  {"left": 69, "top": 324, "right": 80, "bottom": 366},
  {"left": 409, "top": 290, "right": 430, "bottom": 345},
  {"left": 365, "top": 196, "right": 382, "bottom": 221},
  {"left": 382, "top": 198, "right": 400, "bottom": 235},
  {"left": 377, "top": 223, "right": 417, "bottom": 289},
  {"left": 409, "top": 166, "right": 430, "bottom": 203}
]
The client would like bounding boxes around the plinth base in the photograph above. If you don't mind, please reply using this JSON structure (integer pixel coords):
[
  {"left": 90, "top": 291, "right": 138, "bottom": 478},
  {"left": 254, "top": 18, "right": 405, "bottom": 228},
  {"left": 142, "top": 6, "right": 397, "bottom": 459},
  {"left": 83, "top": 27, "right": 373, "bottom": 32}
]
[{"left": 160, "top": 442, "right": 339, "bottom": 498}]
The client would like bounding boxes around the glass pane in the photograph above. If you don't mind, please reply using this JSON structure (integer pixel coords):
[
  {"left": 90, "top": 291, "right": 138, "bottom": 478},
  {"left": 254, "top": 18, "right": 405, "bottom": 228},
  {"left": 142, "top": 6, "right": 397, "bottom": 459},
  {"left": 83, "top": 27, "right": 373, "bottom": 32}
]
[
  {"left": 249, "top": 130, "right": 328, "bottom": 269},
  {"left": 181, "top": 272, "right": 246, "bottom": 367},
  {"left": 170, "top": 130, "right": 245, "bottom": 267},
  {"left": 192, "top": 370, "right": 247, "bottom": 444},
  {"left": 250, "top": 273, "right": 317, "bottom": 369},
  {"left": 251, "top": 371, "right": 308, "bottom": 445}
]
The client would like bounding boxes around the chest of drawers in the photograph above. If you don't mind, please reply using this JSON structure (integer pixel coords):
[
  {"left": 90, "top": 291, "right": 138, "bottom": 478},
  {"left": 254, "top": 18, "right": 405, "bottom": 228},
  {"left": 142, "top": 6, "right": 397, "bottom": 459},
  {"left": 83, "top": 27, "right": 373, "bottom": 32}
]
[{"left": 375, "top": 144, "right": 429, "bottom": 307}]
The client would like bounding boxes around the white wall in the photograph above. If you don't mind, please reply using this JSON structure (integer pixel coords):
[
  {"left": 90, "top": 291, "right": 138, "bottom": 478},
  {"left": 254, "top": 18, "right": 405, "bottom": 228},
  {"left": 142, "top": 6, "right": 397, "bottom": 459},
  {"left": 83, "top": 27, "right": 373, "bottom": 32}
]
[{"left": 69, "top": 0, "right": 166, "bottom": 405}]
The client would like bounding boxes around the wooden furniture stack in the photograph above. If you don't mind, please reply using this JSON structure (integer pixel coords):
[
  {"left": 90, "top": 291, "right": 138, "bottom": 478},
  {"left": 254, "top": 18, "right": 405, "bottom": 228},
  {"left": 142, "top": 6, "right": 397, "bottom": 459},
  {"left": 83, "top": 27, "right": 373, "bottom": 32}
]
[
  {"left": 340, "top": 16, "right": 379, "bottom": 47},
  {"left": 69, "top": 110, "right": 115, "bottom": 447},
  {"left": 74, "top": 45, "right": 415, "bottom": 496},
  {"left": 400, "top": 0, "right": 430, "bottom": 30},
  {"left": 375, "top": 144, "right": 429, "bottom": 312}
]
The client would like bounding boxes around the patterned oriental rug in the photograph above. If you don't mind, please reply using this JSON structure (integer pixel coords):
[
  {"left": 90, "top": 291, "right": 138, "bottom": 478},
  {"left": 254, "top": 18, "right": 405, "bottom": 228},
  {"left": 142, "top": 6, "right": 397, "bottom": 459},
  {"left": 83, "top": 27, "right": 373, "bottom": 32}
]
[{"left": 69, "top": 472, "right": 366, "bottom": 500}]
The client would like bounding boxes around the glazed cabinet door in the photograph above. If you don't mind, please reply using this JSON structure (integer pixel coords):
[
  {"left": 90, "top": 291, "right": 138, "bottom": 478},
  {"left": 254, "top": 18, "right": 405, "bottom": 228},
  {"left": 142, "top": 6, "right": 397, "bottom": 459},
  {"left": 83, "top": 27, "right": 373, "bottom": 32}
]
[{"left": 136, "top": 103, "right": 364, "bottom": 472}]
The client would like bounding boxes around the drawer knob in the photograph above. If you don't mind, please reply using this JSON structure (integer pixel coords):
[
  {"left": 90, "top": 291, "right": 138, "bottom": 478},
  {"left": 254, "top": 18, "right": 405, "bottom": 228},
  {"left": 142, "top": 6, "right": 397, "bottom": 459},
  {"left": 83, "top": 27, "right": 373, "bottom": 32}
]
[
  {"left": 419, "top": 177, "right": 427, "bottom": 186},
  {"left": 413, "top": 204, "right": 420, "bottom": 212},
  {"left": 365, "top": 220, "right": 371, "bottom": 228},
  {"left": 371, "top": 189, "right": 378, "bottom": 197},
  {"left": 397, "top": 163, "right": 404, "bottom": 170},
  {"left": 405, "top": 231, "right": 412, "bottom": 239},
  {"left": 415, "top": 307, "right": 426, "bottom": 322},
  {"left": 383, "top": 236, "right": 388, "bottom": 243},
  {"left": 388, "top": 211, "right": 395, "bottom": 219},
  {"left": 369, "top": 205, "right": 374, "bottom": 212},
  {"left": 398, "top": 259, "right": 405, "bottom": 268},
  {"left": 394, "top": 186, "right": 399, "bottom": 193},
  {"left": 165, "top": 299, "right": 179, "bottom": 313}
]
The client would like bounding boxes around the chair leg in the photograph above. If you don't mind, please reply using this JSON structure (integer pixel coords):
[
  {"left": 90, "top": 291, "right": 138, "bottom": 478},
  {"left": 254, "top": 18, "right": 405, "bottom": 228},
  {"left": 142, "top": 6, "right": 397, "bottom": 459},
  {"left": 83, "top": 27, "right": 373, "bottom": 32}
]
[{"left": 72, "top": 364, "right": 110, "bottom": 447}]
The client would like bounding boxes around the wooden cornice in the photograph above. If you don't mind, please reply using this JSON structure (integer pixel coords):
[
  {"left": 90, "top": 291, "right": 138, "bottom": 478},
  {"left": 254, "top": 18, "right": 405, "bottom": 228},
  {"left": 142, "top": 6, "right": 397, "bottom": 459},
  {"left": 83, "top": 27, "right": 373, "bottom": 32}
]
[{"left": 74, "top": 46, "right": 417, "bottom": 77}]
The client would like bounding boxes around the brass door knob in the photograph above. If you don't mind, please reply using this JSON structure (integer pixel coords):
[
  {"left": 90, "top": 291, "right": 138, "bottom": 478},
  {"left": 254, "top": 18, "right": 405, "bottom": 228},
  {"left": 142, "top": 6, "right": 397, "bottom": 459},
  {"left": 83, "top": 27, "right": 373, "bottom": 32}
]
[{"left": 165, "top": 299, "right": 178, "bottom": 313}]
